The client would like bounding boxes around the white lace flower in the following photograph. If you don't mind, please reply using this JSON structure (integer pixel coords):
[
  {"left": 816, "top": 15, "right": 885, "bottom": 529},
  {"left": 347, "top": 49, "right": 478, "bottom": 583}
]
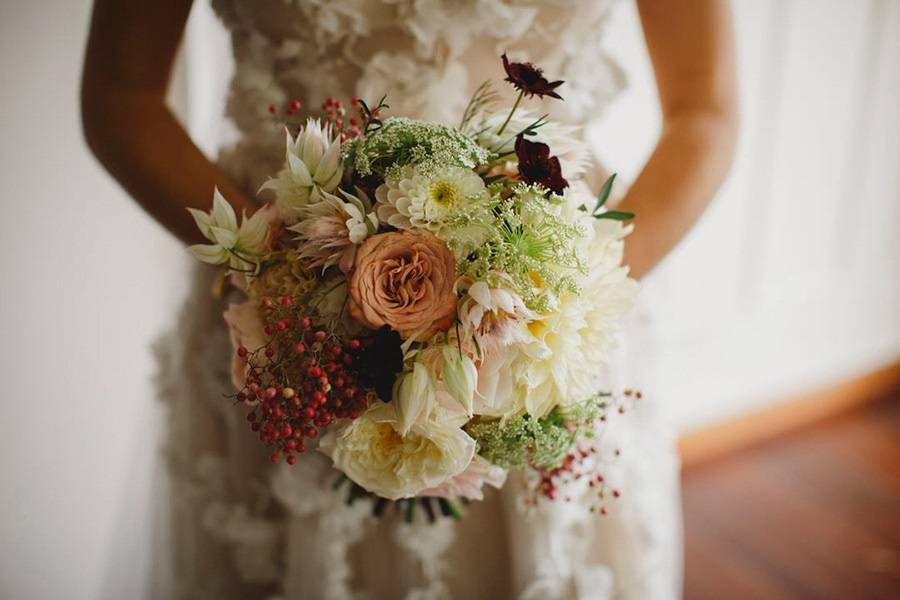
[
  {"left": 288, "top": 189, "right": 378, "bottom": 273},
  {"left": 260, "top": 119, "right": 343, "bottom": 223},
  {"left": 319, "top": 401, "right": 475, "bottom": 500},
  {"left": 188, "top": 188, "right": 269, "bottom": 270},
  {"left": 375, "top": 164, "right": 487, "bottom": 233}
]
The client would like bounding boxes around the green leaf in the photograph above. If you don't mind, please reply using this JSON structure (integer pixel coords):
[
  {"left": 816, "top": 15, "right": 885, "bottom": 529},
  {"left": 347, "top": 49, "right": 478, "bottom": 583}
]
[
  {"left": 593, "top": 173, "right": 617, "bottom": 213},
  {"left": 594, "top": 209, "right": 635, "bottom": 221}
]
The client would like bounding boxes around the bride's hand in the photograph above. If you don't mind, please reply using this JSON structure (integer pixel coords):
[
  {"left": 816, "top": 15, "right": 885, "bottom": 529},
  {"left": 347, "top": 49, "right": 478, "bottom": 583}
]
[
  {"left": 81, "top": 0, "right": 257, "bottom": 245},
  {"left": 618, "top": 0, "right": 740, "bottom": 280}
]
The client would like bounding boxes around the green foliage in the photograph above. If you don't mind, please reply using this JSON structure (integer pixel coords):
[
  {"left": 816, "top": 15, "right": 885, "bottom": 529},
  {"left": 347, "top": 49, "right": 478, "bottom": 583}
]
[{"left": 465, "top": 396, "right": 606, "bottom": 470}]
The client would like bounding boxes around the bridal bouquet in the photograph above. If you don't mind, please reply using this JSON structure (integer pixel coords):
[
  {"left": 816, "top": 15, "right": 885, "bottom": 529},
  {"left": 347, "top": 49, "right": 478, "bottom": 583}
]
[{"left": 189, "top": 55, "right": 638, "bottom": 516}]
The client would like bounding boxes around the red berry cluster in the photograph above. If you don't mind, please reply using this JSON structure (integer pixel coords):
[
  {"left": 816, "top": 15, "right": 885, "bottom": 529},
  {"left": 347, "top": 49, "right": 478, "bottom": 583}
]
[
  {"left": 530, "top": 446, "right": 622, "bottom": 515},
  {"left": 321, "top": 96, "right": 369, "bottom": 142},
  {"left": 235, "top": 295, "right": 371, "bottom": 465},
  {"left": 268, "top": 96, "right": 378, "bottom": 143}
]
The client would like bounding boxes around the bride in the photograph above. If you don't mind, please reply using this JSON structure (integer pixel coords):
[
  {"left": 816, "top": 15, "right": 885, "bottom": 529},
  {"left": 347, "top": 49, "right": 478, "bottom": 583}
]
[{"left": 81, "top": 1, "right": 737, "bottom": 598}]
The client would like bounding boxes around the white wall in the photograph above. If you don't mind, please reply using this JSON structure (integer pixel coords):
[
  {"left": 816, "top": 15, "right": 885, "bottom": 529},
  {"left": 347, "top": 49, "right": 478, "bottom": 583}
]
[
  {"left": 0, "top": 1, "right": 898, "bottom": 599},
  {"left": 594, "top": 0, "right": 900, "bottom": 431},
  {"left": 0, "top": 1, "right": 187, "bottom": 598}
]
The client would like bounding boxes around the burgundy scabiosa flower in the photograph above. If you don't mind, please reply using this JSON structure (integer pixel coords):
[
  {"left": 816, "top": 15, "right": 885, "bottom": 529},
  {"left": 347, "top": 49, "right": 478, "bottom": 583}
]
[
  {"left": 501, "top": 53, "right": 564, "bottom": 100},
  {"left": 515, "top": 134, "right": 569, "bottom": 195}
]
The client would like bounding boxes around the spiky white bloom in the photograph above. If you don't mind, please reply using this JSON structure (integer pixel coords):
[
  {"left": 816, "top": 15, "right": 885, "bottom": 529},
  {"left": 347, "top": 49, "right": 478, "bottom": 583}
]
[
  {"left": 188, "top": 188, "right": 269, "bottom": 270},
  {"left": 261, "top": 120, "right": 343, "bottom": 223},
  {"left": 441, "top": 345, "right": 477, "bottom": 417},
  {"left": 393, "top": 361, "right": 436, "bottom": 437},
  {"left": 475, "top": 220, "right": 638, "bottom": 418},
  {"left": 288, "top": 189, "right": 378, "bottom": 273},
  {"left": 375, "top": 164, "right": 488, "bottom": 233},
  {"left": 476, "top": 110, "right": 591, "bottom": 180}
]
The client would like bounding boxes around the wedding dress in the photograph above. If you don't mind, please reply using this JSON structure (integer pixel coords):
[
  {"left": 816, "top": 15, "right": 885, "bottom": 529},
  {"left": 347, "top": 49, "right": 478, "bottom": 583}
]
[{"left": 157, "top": 1, "right": 683, "bottom": 598}]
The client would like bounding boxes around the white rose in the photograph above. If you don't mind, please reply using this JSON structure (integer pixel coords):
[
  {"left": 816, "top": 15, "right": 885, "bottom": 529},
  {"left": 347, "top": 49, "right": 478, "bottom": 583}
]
[{"left": 319, "top": 402, "right": 475, "bottom": 500}]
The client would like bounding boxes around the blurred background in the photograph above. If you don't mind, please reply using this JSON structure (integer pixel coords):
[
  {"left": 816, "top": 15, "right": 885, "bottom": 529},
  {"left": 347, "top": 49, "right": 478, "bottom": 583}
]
[{"left": 1, "top": 0, "right": 898, "bottom": 598}]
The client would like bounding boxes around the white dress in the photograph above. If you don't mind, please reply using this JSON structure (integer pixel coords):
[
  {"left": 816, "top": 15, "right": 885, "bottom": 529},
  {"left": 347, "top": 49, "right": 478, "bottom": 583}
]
[{"left": 156, "top": 1, "right": 683, "bottom": 598}]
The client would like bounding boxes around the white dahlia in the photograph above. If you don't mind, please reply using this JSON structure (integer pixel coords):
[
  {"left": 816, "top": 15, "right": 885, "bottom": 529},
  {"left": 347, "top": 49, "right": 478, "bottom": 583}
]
[
  {"left": 476, "top": 220, "right": 638, "bottom": 419},
  {"left": 288, "top": 189, "right": 378, "bottom": 273},
  {"left": 260, "top": 119, "right": 343, "bottom": 223},
  {"left": 375, "top": 164, "right": 488, "bottom": 233},
  {"left": 521, "top": 220, "right": 638, "bottom": 417}
]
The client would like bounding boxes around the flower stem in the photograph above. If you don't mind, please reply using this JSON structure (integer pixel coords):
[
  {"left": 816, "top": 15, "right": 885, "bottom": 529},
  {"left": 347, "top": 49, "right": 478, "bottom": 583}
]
[{"left": 496, "top": 90, "right": 524, "bottom": 136}]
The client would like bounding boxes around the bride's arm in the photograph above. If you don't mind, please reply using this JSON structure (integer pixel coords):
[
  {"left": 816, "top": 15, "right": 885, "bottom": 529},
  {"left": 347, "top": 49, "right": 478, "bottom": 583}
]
[
  {"left": 618, "top": 0, "right": 739, "bottom": 279},
  {"left": 81, "top": 0, "right": 256, "bottom": 245}
]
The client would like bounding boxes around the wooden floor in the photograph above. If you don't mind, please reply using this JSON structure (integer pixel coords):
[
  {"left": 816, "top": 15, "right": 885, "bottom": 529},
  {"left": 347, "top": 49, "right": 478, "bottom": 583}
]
[{"left": 683, "top": 393, "right": 900, "bottom": 599}]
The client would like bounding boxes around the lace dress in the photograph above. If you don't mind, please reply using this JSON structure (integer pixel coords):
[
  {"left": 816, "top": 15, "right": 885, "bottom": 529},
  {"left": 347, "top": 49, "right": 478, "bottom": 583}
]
[{"left": 156, "top": 1, "right": 683, "bottom": 598}]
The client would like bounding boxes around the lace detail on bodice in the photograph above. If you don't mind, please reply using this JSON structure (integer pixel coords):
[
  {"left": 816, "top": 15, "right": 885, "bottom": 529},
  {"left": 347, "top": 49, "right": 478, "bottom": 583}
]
[{"left": 210, "top": 0, "right": 625, "bottom": 193}]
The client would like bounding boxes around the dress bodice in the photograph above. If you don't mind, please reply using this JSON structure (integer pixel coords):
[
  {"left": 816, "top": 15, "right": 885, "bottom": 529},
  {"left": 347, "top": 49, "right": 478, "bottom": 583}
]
[{"left": 211, "top": 0, "right": 626, "bottom": 192}]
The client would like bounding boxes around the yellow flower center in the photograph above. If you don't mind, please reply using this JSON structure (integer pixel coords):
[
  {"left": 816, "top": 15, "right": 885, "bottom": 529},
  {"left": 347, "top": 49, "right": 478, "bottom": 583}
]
[{"left": 429, "top": 180, "right": 460, "bottom": 207}]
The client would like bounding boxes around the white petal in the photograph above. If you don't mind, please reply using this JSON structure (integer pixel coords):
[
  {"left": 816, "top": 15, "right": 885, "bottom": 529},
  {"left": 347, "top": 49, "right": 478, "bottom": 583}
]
[
  {"left": 188, "top": 243, "right": 228, "bottom": 264},
  {"left": 212, "top": 188, "right": 238, "bottom": 231},
  {"left": 238, "top": 209, "right": 269, "bottom": 250},
  {"left": 187, "top": 207, "right": 214, "bottom": 240},
  {"left": 210, "top": 226, "right": 238, "bottom": 249},
  {"left": 286, "top": 151, "right": 313, "bottom": 186},
  {"left": 314, "top": 139, "right": 342, "bottom": 187},
  {"left": 395, "top": 363, "right": 434, "bottom": 436}
]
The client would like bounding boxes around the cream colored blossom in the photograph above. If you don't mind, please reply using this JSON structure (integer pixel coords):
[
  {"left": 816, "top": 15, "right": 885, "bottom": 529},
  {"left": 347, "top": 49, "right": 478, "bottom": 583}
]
[
  {"left": 476, "top": 220, "right": 638, "bottom": 418},
  {"left": 319, "top": 401, "right": 475, "bottom": 500},
  {"left": 188, "top": 188, "right": 269, "bottom": 270},
  {"left": 288, "top": 189, "right": 378, "bottom": 273},
  {"left": 261, "top": 120, "right": 343, "bottom": 223},
  {"left": 393, "top": 362, "right": 436, "bottom": 436},
  {"left": 457, "top": 278, "right": 536, "bottom": 358},
  {"left": 441, "top": 345, "right": 477, "bottom": 417},
  {"left": 375, "top": 164, "right": 487, "bottom": 233}
]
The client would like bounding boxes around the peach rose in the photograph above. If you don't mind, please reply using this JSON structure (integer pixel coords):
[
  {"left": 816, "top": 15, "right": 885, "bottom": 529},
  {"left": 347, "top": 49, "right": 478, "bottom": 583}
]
[{"left": 348, "top": 231, "right": 458, "bottom": 341}]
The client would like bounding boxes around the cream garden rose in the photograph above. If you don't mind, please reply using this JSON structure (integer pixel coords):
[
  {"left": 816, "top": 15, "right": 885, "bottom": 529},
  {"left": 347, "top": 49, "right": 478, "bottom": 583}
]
[{"left": 318, "top": 402, "right": 475, "bottom": 500}]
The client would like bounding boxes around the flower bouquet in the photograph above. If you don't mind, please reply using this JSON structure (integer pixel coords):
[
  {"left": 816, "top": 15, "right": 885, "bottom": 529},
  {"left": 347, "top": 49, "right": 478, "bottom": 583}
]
[{"left": 189, "top": 55, "right": 638, "bottom": 517}]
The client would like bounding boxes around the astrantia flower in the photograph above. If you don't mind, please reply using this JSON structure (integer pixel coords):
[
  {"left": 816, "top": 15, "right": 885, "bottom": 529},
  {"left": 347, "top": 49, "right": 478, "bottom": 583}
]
[
  {"left": 288, "top": 189, "right": 378, "bottom": 273},
  {"left": 515, "top": 134, "right": 568, "bottom": 195},
  {"left": 188, "top": 188, "right": 270, "bottom": 270},
  {"left": 375, "top": 164, "right": 488, "bottom": 233},
  {"left": 319, "top": 401, "right": 475, "bottom": 500},
  {"left": 501, "top": 53, "right": 564, "bottom": 100},
  {"left": 457, "top": 277, "right": 536, "bottom": 357},
  {"left": 260, "top": 120, "right": 343, "bottom": 223}
]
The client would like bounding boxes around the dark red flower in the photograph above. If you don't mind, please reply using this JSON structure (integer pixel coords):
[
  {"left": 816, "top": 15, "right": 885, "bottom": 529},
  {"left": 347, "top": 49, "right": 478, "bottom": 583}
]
[
  {"left": 515, "top": 134, "right": 568, "bottom": 195},
  {"left": 502, "top": 53, "right": 564, "bottom": 100}
]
